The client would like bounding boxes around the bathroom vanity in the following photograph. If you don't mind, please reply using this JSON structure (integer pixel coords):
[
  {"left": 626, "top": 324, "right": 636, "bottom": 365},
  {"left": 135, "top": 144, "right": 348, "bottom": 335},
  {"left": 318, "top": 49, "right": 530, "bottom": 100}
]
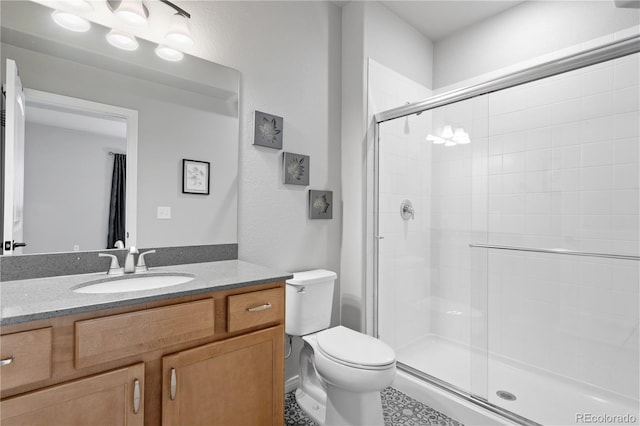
[{"left": 0, "top": 260, "right": 290, "bottom": 426}]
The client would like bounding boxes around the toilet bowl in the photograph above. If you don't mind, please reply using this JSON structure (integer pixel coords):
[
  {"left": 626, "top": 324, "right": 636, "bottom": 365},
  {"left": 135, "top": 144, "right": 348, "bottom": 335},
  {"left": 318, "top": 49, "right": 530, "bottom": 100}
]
[
  {"left": 285, "top": 269, "right": 396, "bottom": 426},
  {"left": 296, "top": 326, "right": 396, "bottom": 426}
]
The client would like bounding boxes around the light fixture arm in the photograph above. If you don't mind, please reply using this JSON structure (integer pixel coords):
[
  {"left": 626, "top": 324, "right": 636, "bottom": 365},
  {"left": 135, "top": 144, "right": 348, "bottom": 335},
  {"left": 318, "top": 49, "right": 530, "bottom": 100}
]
[
  {"left": 158, "top": 0, "right": 190, "bottom": 19},
  {"left": 106, "top": 0, "right": 190, "bottom": 20}
]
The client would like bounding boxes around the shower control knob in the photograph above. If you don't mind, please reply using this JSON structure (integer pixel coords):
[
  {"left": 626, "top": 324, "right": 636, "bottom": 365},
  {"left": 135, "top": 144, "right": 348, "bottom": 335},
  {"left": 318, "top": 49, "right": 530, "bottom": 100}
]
[{"left": 400, "top": 200, "right": 414, "bottom": 220}]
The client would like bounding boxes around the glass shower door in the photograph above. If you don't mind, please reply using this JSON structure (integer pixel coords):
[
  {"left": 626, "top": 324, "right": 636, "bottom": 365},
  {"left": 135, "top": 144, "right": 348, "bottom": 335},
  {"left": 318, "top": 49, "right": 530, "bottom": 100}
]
[{"left": 376, "top": 94, "right": 490, "bottom": 399}]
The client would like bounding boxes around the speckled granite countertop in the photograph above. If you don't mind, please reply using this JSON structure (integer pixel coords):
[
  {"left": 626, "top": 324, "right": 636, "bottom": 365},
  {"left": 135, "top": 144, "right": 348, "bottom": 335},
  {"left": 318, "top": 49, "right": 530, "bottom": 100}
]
[{"left": 1, "top": 260, "right": 293, "bottom": 326}]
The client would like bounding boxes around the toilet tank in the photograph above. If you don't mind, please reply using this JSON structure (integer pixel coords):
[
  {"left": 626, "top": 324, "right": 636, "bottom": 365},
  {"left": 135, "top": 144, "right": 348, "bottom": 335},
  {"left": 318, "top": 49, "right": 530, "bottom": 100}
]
[{"left": 285, "top": 269, "right": 337, "bottom": 336}]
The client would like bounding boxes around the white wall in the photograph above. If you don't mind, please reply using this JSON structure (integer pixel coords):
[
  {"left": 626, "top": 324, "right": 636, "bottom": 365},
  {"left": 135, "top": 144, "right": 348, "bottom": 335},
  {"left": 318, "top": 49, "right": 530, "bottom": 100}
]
[
  {"left": 363, "top": 3, "right": 434, "bottom": 89},
  {"left": 23, "top": 122, "right": 126, "bottom": 253},
  {"left": 342, "top": 0, "right": 434, "bottom": 332},
  {"left": 341, "top": 1, "right": 367, "bottom": 332},
  {"left": 179, "top": 0, "right": 343, "bottom": 382},
  {"left": 189, "top": 0, "right": 343, "bottom": 280},
  {"left": 433, "top": 0, "right": 640, "bottom": 89}
]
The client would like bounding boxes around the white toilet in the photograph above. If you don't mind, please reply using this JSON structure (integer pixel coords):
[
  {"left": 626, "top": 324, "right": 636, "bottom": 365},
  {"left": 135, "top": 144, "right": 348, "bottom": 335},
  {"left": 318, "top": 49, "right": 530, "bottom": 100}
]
[{"left": 286, "top": 270, "right": 396, "bottom": 426}]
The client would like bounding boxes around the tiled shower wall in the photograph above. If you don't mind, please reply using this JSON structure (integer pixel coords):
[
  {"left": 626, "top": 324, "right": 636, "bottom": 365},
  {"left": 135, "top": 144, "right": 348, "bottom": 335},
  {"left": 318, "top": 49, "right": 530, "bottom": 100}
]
[
  {"left": 484, "top": 52, "right": 639, "bottom": 398},
  {"left": 370, "top": 60, "right": 432, "bottom": 350}
]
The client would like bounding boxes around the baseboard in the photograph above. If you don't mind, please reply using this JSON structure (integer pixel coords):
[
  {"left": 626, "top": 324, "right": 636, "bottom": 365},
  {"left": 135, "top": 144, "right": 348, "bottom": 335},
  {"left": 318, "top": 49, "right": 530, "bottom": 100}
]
[{"left": 285, "top": 375, "right": 299, "bottom": 394}]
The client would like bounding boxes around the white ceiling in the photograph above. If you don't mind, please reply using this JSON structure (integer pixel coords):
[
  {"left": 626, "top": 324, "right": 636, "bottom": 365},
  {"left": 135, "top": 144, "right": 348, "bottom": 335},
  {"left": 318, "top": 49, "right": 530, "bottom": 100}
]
[{"left": 378, "top": 1, "right": 525, "bottom": 41}]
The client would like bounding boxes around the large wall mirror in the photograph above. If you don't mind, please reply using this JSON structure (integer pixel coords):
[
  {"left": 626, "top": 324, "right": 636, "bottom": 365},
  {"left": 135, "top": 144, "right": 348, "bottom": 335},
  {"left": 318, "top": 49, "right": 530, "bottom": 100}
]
[{"left": 1, "top": 0, "right": 240, "bottom": 255}]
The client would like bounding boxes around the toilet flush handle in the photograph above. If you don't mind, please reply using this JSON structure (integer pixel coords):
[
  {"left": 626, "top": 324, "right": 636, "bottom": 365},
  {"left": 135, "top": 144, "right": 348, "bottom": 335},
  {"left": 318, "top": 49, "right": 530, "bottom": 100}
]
[{"left": 297, "top": 286, "right": 305, "bottom": 294}]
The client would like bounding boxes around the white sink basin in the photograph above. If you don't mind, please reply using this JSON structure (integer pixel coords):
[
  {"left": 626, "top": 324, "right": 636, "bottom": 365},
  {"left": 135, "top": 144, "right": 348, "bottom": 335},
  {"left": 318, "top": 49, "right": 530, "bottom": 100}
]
[{"left": 73, "top": 273, "right": 195, "bottom": 294}]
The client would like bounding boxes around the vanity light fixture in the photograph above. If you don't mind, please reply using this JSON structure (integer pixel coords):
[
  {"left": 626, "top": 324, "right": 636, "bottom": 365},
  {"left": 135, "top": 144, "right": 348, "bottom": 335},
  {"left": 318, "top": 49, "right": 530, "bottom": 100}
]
[
  {"left": 106, "top": 29, "right": 139, "bottom": 51},
  {"left": 113, "top": 0, "right": 148, "bottom": 26},
  {"left": 426, "top": 134, "right": 445, "bottom": 144},
  {"left": 51, "top": 10, "right": 91, "bottom": 32},
  {"left": 155, "top": 0, "right": 193, "bottom": 59},
  {"left": 441, "top": 125, "right": 454, "bottom": 139},
  {"left": 452, "top": 127, "right": 471, "bottom": 144},
  {"left": 155, "top": 45, "right": 184, "bottom": 62},
  {"left": 426, "top": 125, "right": 471, "bottom": 147},
  {"left": 165, "top": 12, "right": 194, "bottom": 47},
  {"left": 52, "top": 0, "right": 193, "bottom": 62}
]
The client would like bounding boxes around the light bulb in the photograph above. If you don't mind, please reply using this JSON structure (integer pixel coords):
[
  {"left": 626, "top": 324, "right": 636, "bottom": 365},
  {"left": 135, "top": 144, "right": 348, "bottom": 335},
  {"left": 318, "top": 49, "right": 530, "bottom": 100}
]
[
  {"left": 106, "top": 29, "right": 139, "bottom": 51},
  {"left": 457, "top": 134, "right": 471, "bottom": 144},
  {"left": 165, "top": 13, "right": 194, "bottom": 47},
  {"left": 441, "top": 125, "right": 454, "bottom": 139},
  {"left": 155, "top": 45, "right": 184, "bottom": 62},
  {"left": 427, "top": 134, "right": 445, "bottom": 144},
  {"left": 52, "top": 10, "right": 91, "bottom": 32},
  {"left": 452, "top": 127, "right": 466, "bottom": 141},
  {"left": 114, "top": 0, "right": 147, "bottom": 26}
]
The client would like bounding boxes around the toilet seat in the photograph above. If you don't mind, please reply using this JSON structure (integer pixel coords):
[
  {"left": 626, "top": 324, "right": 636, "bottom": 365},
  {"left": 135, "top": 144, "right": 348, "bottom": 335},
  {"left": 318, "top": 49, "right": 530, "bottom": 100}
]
[{"left": 316, "top": 326, "right": 395, "bottom": 370}]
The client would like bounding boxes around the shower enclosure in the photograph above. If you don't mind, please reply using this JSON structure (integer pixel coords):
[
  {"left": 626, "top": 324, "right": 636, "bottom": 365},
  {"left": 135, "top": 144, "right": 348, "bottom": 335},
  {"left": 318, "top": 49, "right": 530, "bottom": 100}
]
[{"left": 373, "top": 35, "right": 640, "bottom": 425}]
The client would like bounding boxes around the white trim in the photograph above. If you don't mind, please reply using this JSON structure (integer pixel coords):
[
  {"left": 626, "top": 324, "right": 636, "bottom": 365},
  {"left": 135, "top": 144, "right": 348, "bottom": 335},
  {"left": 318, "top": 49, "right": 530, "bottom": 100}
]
[
  {"left": 3, "top": 59, "right": 25, "bottom": 254},
  {"left": 23, "top": 89, "right": 138, "bottom": 249},
  {"left": 285, "top": 375, "right": 300, "bottom": 394}
]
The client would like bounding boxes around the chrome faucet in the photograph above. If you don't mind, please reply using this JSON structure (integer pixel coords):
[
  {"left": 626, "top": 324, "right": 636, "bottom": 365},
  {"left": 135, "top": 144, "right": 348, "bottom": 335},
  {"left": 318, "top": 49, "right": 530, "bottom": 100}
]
[
  {"left": 98, "top": 253, "right": 124, "bottom": 275},
  {"left": 99, "top": 247, "right": 155, "bottom": 275},
  {"left": 124, "top": 246, "right": 139, "bottom": 274},
  {"left": 136, "top": 250, "right": 156, "bottom": 273}
]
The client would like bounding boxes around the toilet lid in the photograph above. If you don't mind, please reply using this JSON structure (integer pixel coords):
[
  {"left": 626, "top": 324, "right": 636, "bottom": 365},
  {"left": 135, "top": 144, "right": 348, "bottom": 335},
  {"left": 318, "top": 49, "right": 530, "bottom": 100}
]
[{"left": 316, "top": 326, "right": 395, "bottom": 368}]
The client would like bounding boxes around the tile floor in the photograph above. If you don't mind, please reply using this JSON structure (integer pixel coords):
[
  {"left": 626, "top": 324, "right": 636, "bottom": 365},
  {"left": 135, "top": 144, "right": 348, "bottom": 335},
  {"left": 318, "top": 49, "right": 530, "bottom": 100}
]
[{"left": 284, "top": 387, "right": 464, "bottom": 426}]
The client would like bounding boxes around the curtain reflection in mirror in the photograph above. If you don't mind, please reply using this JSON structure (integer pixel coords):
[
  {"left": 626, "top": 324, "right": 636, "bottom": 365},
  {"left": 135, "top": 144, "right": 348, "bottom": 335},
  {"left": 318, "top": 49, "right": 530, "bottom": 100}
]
[{"left": 107, "top": 152, "right": 126, "bottom": 248}]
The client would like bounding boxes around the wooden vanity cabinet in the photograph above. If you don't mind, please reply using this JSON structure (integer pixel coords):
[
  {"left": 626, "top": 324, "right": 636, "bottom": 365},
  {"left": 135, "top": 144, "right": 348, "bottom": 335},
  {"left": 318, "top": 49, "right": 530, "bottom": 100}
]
[
  {"left": 162, "top": 325, "right": 284, "bottom": 425},
  {"left": 0, "top": 327, "right": 53, "bottom": 390},
  {"left": 0, "top": 363, "right": 144, "bottom": 426},
  {"left": 0, "top": 281, "right": 285, "bottom": 426}
]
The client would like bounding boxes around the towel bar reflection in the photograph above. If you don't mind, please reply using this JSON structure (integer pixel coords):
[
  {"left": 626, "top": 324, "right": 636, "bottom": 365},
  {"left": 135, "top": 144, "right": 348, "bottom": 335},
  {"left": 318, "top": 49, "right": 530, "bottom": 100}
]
[{"left": 469, "top": 243, "right": 640, "bottom": 261}]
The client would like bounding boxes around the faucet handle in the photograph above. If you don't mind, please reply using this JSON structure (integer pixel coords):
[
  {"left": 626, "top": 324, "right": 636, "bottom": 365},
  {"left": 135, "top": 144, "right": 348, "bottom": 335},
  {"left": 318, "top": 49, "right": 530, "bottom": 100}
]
[
  {"left": 136, "top": 250, "right": 156, "bottom": 273},
  {"left": 99, "top": 253, "right": 123, "bottom": 275}
]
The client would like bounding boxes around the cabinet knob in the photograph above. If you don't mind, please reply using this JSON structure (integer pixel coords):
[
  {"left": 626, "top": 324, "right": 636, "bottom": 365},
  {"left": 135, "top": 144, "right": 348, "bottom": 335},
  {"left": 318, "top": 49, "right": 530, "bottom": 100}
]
[{"left": 170, "top": 367, "right": 177, "bottom": 400}]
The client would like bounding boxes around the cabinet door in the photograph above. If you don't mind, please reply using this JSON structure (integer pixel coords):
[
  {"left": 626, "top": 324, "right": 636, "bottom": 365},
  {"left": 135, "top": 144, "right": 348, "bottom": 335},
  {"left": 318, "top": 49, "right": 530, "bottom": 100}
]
[
  {"left": 0, "top": 363, "right": 144, "bottom": 426},
  {"left": 162, "top": 325, "right": 284, "bottom": 426}
]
